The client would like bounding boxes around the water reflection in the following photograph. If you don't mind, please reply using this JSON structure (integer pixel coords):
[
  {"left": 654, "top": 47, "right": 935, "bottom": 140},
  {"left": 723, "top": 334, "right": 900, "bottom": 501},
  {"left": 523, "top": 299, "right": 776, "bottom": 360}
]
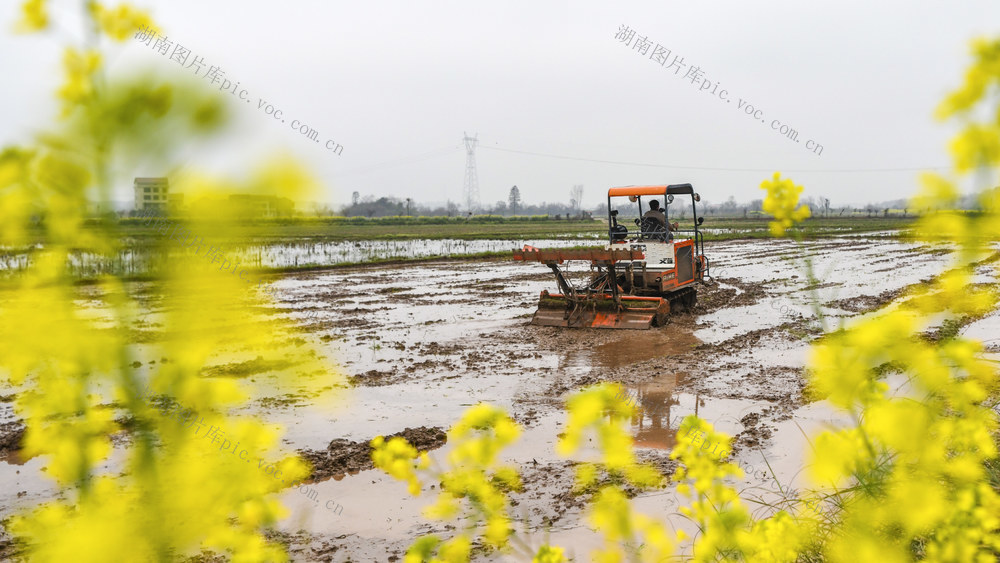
[
  {"left": 624, "top": 372, "right": 702, "bottom": 450},
  {"left": 620, "top": 371, "right": 745, "bottom": 452}
]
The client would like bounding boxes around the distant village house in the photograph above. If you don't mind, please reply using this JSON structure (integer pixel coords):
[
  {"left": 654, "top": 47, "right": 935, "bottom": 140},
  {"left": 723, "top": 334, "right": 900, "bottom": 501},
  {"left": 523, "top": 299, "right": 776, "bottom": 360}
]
[
  {"left": 132, "top": 176, "right": 293, "bottom": 218},
  {"left": 133, "top": 177, "right": 169, "bottom": 212}
]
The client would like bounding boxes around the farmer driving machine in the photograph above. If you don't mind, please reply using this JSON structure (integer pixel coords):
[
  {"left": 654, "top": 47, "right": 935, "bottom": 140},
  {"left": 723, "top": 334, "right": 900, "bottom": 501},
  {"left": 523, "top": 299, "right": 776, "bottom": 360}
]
[{"left": 513, "top": 183, "right": 709, "bottom": 329}]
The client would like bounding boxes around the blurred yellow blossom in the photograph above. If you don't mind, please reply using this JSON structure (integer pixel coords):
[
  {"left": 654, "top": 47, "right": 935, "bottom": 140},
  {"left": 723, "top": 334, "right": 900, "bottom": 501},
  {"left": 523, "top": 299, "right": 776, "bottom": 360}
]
[
  {"left": 373, "top": 404, "right": 523, "bottom": 560},
  {"left": 949, "top": 124, "right": 1000, "bottom": 172},
  {"left": 759, "top": 172, "right": 811, "bottom": 236},
  {"left": 3, "top": 3, "right": 342, "bottom": 561},
  {"left": 798, "top": 35, "right": 1000, "bottom": 555},
  {"left": 15, "top": 0, "right": 48, "bottom": 32},
  {"left": 89, "top": 2, "right": 157, "bottom": 41},
  {"left": 371, "top": 436, "right": 422, "bottom": 496},
  {"left": 671, "top": 416, "right": 811, "bottom": 561},
  {"left": 936, "top": 37, "right": 1000, "bottom": 119},
  {"left": 57, "top": 48, "right": 102, "bottom": 115},
  {"left": 532, "top": 545, "right": 567, "bottom": 563},
  {"left": 558, "top": 384, "right": 662, "bottom": 488}
]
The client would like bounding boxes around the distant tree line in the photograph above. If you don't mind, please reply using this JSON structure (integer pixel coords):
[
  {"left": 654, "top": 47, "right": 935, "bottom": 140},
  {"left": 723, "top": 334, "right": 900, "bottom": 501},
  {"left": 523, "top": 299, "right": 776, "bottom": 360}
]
[
  {"left": 339, "top": 186, "right": 593, "bottom": 219},
  {"left": 333, "top": 187, "right": 993, "bottom": 219}
]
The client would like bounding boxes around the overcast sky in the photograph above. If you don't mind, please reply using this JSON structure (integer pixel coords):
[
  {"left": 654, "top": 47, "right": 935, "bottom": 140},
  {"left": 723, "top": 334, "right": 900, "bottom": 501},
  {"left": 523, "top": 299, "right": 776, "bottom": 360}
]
[{"left": 2, "top": 0, "right": 999, "bottom": 209}]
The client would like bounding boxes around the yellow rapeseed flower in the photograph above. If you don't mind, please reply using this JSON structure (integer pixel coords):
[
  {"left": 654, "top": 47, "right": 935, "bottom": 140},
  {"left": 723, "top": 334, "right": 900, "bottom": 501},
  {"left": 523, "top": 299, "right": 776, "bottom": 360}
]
[
  {"left": 436, "top": 535, "right": 471, "bottom": 561},
  {"left": 759, "top": 172, "right": 811, "bottom": 236},
  {"left": 371, "top": 436, "right": 422, "bottom": 495},
  {"left": 936, "top": 37, "right": 1000, "bottom": 119},
  {"left": 89, "top": 2, "right": 157, "bottom": 41},
  {"left": 15, "top": 0, "right": 48, "bottom": 33},
  {"left": 949, "top": 124, "right": 1000, "bottom": 172},
  {"left": 532, "top": 545, "right": 567, "bottom": 563},
  {"left": 57, "top": 48, "right": 102, "bottom": 115}
]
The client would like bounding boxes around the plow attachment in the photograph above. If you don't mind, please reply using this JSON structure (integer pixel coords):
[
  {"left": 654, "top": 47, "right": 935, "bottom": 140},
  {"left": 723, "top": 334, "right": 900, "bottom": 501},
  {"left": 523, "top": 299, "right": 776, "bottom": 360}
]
[
  {"left": 513, "top": 246, "right": 668, "bottom": 329},
  {"left": 533, "top": 291, "right": 670, "bottom": 329}
]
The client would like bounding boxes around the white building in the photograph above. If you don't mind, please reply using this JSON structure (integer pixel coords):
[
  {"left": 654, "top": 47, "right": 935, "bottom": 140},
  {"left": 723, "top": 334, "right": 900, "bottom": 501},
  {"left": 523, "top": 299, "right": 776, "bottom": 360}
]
[{"left": 134, "top": 177, "right": 168, "bottom": 212}]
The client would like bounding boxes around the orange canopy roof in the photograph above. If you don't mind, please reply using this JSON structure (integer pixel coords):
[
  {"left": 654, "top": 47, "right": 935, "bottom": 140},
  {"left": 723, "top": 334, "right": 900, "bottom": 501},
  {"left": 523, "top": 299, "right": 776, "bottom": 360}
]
[{"left": 607, "top": 185, "right": 668, "bottom": 197}]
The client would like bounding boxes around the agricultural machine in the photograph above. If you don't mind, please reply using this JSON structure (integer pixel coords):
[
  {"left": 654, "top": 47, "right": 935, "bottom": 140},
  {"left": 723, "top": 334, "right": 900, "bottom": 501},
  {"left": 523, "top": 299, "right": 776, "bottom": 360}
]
[{"left": 513, "top": 184, "right": 709, "bottom": 329}]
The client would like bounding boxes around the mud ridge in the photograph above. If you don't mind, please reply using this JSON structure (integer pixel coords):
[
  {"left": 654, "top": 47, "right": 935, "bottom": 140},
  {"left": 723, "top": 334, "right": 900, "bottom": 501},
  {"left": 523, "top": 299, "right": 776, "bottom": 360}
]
[{"left": 298, "top": 426, "right": 447, "bottom": 481}]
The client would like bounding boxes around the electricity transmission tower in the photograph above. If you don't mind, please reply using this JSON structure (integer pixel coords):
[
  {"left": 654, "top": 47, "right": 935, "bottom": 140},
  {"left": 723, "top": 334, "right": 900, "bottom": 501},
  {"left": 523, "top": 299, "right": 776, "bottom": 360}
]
[{"left": 462, "top": 132, "right": 480, "bottom": 213}]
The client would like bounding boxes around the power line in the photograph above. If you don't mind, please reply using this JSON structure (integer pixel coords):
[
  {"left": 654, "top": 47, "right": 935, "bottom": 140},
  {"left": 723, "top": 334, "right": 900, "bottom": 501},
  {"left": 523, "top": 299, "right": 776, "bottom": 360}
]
[
  {"left": 479, "top": 144, "right": 949, "bottom": 174},
  {"left": 333, "top": 145, "right": 461, "bottom": 178}
]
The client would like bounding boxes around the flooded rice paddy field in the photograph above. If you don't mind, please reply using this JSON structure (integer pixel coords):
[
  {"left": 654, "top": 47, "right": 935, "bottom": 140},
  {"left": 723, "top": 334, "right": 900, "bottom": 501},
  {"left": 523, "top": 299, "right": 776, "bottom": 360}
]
[
  {"left": 0, "top": 238, "right": 588, "bottom": 278},
  {"left": 2, "top": 233, "right": 999, "bottom": 561}
]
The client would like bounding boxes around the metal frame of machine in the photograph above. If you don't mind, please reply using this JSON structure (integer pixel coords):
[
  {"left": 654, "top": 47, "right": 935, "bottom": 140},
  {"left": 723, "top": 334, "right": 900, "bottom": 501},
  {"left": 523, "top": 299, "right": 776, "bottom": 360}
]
[{"left": 514, "top": 183, "right": 709, "bottom": 329}]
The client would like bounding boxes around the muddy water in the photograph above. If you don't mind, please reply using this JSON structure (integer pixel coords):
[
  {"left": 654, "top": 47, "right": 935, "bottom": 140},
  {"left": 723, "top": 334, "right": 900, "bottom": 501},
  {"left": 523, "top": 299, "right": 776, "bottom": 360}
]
[
  {"left": 1, "top": 234, "right": 993, "bottom": 561},
  {"left": 564, "top": 328, "right": 701, "bottom": 369}
]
